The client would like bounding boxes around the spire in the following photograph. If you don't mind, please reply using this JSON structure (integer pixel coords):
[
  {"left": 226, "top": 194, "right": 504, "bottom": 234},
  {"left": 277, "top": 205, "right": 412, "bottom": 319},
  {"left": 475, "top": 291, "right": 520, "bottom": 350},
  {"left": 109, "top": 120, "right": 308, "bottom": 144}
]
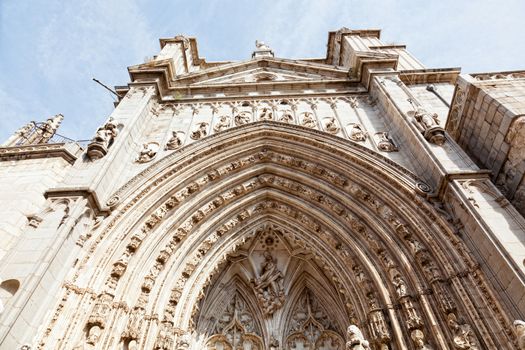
[
  {"left": 2, "top": 114, "right": 64, "bottom": 147},
  {"left": 252, "top": 40, "right": 274, "bottom": 58}
]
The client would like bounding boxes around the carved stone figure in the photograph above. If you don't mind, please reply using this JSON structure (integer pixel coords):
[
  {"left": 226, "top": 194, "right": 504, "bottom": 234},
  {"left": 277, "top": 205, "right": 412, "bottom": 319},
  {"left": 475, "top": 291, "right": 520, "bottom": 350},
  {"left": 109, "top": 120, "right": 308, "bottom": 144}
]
[
  {"left": 255, "top": 40, "right": 270, "bottom": 51},
  {"left": 410, "top": 108, "right": 446, "bottom": 145},
  {"left": 375, "top": 132, "right": 398, "bottom": 152},
  {"left": 324, "top": 117, "right": 340, "bottom": 134},
  {"left": 348, "top": 123, "right": 367, "bottom": 141},
  {"left": 411, "top": 329, "right": 432, "bottom": 349},
  {"left": 136, "top": 142, "right": 159, "bottom": 163},
  {"left": 390, "top": 269, "right": 408, "bottom": 298},
  {"left": 269, "top": 336, "right": 280, "bottom": 350},
  {"left": 87, "top": 118, "right": 119, "bottom": 160},
  {"left": 300, "top": 112, "right": 316, "bottom": 128},
  {"left": 369, "top": 310, "right": 391, "bottom": 348},
  {"left": 346, "top": 325, "right": 370, "bottom": 349},
  {"left": 213, "top": 115, "right": 231, "bottom": 132},
  {"left": 447, "top": 313, "right": 479, "bottom": 349},
  {"left": 190, "top": 122, "right": 209, "bottom": 140},
  {"left": 176, "top": 333, "right": 192, "bottom": 349},
  {"left": 122, "top": 307, "right": 144, "bottom": 343},
  {"left": 279, "top": 111, "right": 294, "bottom": 123},
  {"left": 87, "top": 293, "right": 113, "bottom": 337},
  {"left": 251, "top": 251, "right": 285, "bottom": 316},
  {"left": 259, "top": 108, "right": 273, "bottom": 121},
  {"left": 234, "top": 111, "right": 251, "bottom": 126},
  {"left": 515, "top": 320, "right": 525, "bottom": 350},
  {"left": 165, "top": 131, "right": 184, "bottom": 150}
]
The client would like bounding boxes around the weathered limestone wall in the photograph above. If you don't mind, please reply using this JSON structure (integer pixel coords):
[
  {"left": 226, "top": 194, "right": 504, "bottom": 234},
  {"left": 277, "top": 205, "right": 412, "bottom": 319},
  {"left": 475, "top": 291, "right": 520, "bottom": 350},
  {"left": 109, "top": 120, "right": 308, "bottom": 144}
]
[
  {"left": 446, "top": 178, "right": 525, "bottom": 316},
  {"left": 371, "top": 75, "right": 478, "bottom": 191},
  {"left": 447, "top": 73, "right": 525, "bottom": 217},
  {"left": 0, "top": 157, "right": 71, "bottom": 262}
]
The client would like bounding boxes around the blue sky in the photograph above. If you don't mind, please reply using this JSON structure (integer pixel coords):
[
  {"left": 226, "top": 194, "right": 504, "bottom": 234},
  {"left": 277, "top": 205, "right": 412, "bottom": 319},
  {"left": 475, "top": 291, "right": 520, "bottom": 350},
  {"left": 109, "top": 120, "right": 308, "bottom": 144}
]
[{"left": 1, "top": 0, "right": 524, "bottom": 142}]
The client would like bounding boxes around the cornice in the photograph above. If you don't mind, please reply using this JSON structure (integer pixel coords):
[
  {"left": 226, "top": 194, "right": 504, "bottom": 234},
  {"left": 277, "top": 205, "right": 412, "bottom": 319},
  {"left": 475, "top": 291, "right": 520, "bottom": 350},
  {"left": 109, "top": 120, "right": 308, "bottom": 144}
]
[{"left": 0, "top": 142, "right": 81, "bottom": 165}]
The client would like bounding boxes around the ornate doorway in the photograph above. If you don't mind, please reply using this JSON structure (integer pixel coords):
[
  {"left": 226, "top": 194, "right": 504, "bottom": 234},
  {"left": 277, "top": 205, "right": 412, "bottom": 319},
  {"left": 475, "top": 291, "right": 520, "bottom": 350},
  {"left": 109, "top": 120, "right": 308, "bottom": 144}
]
[{"left": 198, "top": 225, "right": 346, "bottom": 349}]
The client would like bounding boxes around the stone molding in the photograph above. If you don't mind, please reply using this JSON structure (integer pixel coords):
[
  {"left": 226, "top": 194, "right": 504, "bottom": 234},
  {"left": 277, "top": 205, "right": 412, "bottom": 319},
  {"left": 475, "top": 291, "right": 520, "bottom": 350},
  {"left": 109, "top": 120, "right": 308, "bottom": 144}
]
[{"left": 0, "top": 142, "right": 81, "bottom": 165}]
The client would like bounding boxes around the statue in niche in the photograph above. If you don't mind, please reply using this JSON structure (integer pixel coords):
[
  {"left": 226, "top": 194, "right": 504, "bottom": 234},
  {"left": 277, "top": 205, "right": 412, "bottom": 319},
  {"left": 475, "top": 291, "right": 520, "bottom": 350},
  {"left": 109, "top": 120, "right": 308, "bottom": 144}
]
[
  {"left": 375, "top": 132, "right": 398, "bottom": 152},
  {"left": 234, "top": 111, "right": 251, "bottom": 126},
  {"left": 136, "top": 142, "right": 159, "bottom": 163},
  {"left": 251, "top": 251, "right": 285, "bottom": 316},
  {"left": 279, "top": 110, "right": 294, "bottom": 123},
  {"left": 447, "top": 313, "right": 479, "bottom": 350},
  {"left": 213, "top": 115, "right": 231, "bottom": 132},
  {"left": 324, "top": 117, "right": 340, "bottom": 134},
  {"left": 165, "top": 131, "right": 184, "bottom": 150},
  {"left": 190, "top": 122, "right": 209, "bottom": 140},
  {"left": 390, "top": 269, "right": 408, "bottom": 298},
  {"left": 348, "top": 123, "right": 367, "bottom": 142},
  {"left": 300, "top": 112, "right": 316, "bottom": 128},
  {"left": 411, "top": 329, "right": 433, "bottom": 350},
  {"left": 409, "top": 108, "right": 446, "bottom": 145},
  {"left": 259, "top": 107, "right": 273, "bottom": 121},
  {"left": 515, "top": 320, "right": 525, "bottom": 350},
  {"left": 346, "top": 325, "right": 370, "bottom": 350},
  {"left": 87, "top": 118, "right": 119, "bottom": 160}
]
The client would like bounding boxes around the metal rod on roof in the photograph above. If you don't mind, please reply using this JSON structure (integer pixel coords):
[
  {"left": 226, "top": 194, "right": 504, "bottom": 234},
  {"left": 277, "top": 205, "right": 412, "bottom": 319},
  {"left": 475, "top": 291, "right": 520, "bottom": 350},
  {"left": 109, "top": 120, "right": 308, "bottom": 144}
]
[{"left": 92, "top": 78, "right": 119, "bottom": 97}]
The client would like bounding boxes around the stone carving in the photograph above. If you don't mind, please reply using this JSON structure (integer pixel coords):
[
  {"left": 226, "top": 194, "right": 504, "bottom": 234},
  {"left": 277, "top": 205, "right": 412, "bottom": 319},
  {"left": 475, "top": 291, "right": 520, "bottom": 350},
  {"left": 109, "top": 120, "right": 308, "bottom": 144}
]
[
  {"left": 234, "top": 111, "right": 251, "bottom": 126},
  {"left": 155, "top": 321, "right": 175, "bottom": 350},
  {"left": 411, "top": 329, "right": 432, "bottom": 349},
  {"left": 190, "top": 122, "right": 209, "bottom": 140},
  {"left": 447, "top": 313, "right": 479, "bottom": 350},
  {"left": 87, "top": 118, "right": 119, "bottom": 160},
  {"left": 251, "top": 251, "right": 284, "bottom": 316},
  {"left": 269, "top": 336, "right": 279, "bottom": 350},
  {"left": 213, "top": 115, "right": 231, "bottom": 132},
  {"left": 515, "top": 320, "right": 525, "bottom": 350},
  {"left": 348, "top": 97, "right": 359, "bottom": 108},
  {"left": 324, "top": 117, "right": 340, "bottom": 134},
  {"left": 165, "top": 131, "right": 184, "bottom": 150},
  {"left": 473, "top": 72, "right": 525, "bottom": 81},
  {"left": 446, "top": 86, "right": 465, "bottom": 138},
  {"left": 390, "top": 269, "right": 408, "bottom": 298},
  {"left": 374, "top": 132, "right": 398, "bottom": 152},
  {"left": 300, "top": 112, "right": 316, "bottom": 128},
  {"left": 121, "top": 307, "right": 145, "bottom": 345},
  {"left": 346, "top": 325, "right": 370, "bottom": 349},
  {"left": 286, "top": 290, "right": 344, "bottom": 349},
  {"left": 86, "top": 293, "right": 113, "bottom": 345},
  {"left": 348, "top": 123, "right": 367, "bottom": 142},
  {"left": 259, "top": 107, "right": 273, "bottom": 121},
  {"left": 409, "top": 108, "right": 446, "bottom": 145},
  {"left": 279, "top": 110, "right": 294, "bottom": 123},
  {"left": 255, "top": 40, "right": 270, "bottom": 51},
  {"left": 176, "top": 333, "right": 192, "bottom": 349},
  {"left": 369, "top": 309, "right": 391, "bottom": 349},
  {"left": 27, "top": 215, "right": 43, "bottom": 228},
  {"left": 136, "top": 142, "right": 159, "bottom": 163},
  {"left": 206, "top": 294, "right": 263, "bottom": 349}
]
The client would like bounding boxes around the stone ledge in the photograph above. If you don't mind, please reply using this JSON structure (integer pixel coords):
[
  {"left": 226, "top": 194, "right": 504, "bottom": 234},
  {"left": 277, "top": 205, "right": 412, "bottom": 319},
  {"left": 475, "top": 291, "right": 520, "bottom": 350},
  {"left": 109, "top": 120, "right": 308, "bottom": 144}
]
[{"left": 0, "top": 143, "right": 82, "bottom": 165}]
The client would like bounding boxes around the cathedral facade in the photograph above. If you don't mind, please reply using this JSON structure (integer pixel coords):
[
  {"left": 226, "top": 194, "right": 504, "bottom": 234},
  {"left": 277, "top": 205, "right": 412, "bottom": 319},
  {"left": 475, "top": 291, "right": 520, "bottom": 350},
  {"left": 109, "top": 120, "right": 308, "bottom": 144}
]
[{"left": 0, "top": 28, "right": 525, "bottom": 349}]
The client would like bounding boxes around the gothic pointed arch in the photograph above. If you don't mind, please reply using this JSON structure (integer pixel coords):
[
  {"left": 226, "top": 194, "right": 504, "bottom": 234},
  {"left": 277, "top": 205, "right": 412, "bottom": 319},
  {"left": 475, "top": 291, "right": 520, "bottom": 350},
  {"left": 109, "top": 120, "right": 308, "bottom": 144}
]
[{"left": 37, "top": 123, "right": 517, "bottom": 349}]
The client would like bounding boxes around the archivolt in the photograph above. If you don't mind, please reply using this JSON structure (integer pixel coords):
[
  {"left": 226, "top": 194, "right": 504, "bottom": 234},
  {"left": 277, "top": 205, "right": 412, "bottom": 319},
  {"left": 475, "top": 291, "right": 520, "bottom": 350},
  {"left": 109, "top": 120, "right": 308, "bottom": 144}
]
[{"left": 44, "top": 123, "right": 515, "bottom": 349}]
